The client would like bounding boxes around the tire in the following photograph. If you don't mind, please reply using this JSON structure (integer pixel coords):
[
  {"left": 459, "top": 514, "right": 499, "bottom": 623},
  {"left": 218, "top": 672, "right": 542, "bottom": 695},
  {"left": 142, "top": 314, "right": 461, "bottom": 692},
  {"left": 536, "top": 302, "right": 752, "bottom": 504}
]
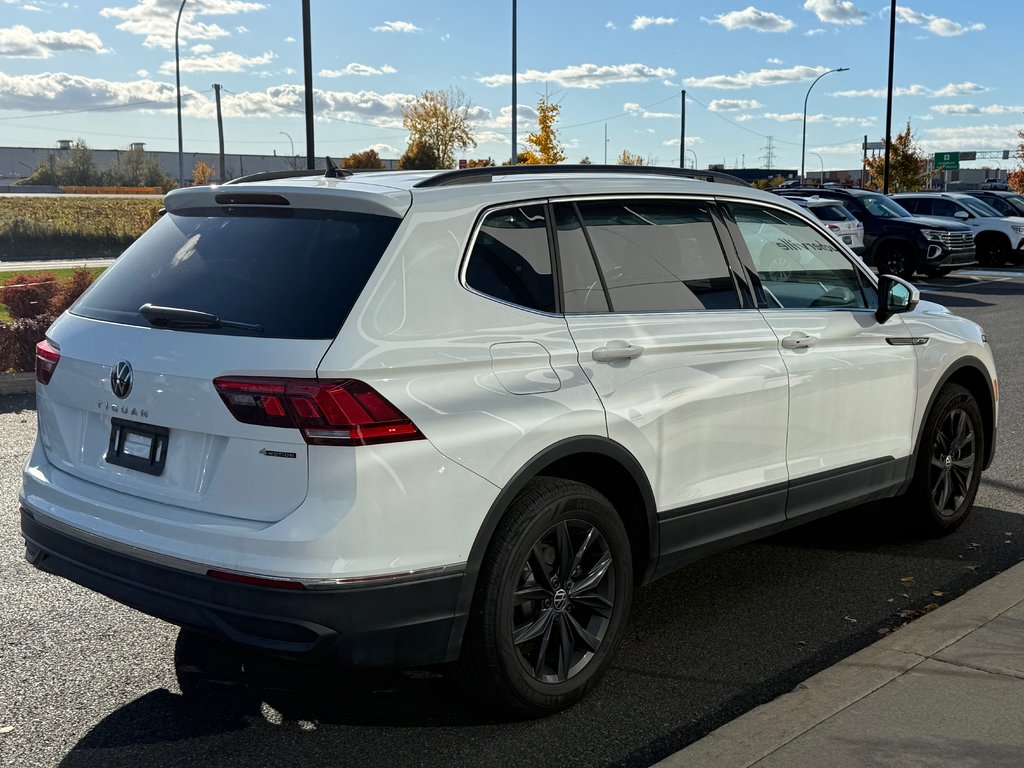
[
  {"left": 875, "top": 244, "right": 916, "bottom": 280},
  {"left": 458, "top": 477, "right": 633, "bottom": 717},
  {"left": 976, "top": 235, "right": 1008, "bottom": 267},
  {"left": 904, "top": 384, "right": 985, "bottom": 536}
]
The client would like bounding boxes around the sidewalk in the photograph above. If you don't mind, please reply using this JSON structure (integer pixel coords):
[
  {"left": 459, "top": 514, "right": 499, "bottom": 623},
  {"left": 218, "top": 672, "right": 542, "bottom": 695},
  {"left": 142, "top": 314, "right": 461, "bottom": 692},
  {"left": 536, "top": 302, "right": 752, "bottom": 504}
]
[{"left": 656, "top": 559, "right": 1024, "bottom": 768}]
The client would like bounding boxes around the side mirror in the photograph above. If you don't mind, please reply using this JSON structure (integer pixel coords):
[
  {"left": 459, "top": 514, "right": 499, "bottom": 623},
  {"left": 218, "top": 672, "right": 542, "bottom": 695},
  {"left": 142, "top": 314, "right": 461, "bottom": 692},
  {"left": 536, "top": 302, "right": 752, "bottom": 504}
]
[
  {"left": 876, "top": 274, "right": 920, "bottom": 324},
  {"left": 954, "top": 210, "right": 970, "bottom": 220}
]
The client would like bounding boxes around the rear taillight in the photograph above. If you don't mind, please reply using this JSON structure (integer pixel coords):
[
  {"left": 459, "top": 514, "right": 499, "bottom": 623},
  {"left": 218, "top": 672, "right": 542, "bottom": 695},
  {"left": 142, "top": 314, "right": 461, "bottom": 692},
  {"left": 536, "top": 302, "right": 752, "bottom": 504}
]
[
  {"left": 35, "top": 339, "right": 60, "bottom": 385},
  {"left": 213, "top": 377, "right": 424, "bottom": 446},
  {"left": 827, "top": 224, "right": 841, "bottom": 231}
]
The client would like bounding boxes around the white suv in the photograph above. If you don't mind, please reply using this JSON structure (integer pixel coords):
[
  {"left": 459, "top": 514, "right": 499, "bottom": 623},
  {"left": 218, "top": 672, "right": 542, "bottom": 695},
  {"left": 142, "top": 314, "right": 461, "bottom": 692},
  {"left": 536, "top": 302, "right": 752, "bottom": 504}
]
[
  {"left": 893, "top": 191, "right": 1024, "bottom": 267},
  {"left": 21, "top": 165, "right": 998, "bottom": 716}
]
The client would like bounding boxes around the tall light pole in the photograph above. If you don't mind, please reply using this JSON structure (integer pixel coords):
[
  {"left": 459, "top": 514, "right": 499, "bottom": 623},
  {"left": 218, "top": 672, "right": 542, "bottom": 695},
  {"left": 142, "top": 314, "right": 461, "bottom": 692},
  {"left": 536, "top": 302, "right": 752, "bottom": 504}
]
[
  {"left": 279, "top": 131, "right": 295, "bottom": 169},
  {"left": 810, "top": 151, "right": 824, "bottom": 185},
  {"left": 882, "top": 0, "right": 896, "bottom": 194},
  {"left": 801, "top": 67, "right": 848, "bottom": 185},
  {"left": 686, "top": 149, "right": 698, "bottom": 170},
  {"left": 511, "top": 0, "right": 517, "bottom": 165},
  {"left": 174, "top": 0, "right": 187, "bottom": 188}
]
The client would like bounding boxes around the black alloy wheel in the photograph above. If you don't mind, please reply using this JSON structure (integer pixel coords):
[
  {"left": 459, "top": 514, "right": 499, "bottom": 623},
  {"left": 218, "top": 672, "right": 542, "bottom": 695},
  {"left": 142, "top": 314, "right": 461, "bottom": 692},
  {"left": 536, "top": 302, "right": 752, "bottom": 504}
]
[
  {"left": 511, "top": 520, "right": 616, "bottom": 684},
  {"left": 906, "top": 383, "right": 984, "bottom": 535},
  {"left": 976, "top": 236, "right": 1007, "bottom": 267},
  {"left": 458, "top": 477, "right": 632, "bottom": 716},
  {"left": 928, "top": 406, "right": 977, "bottom": 517},
  {"left": 877, "top": 245, "right": 914, "bottom": 280}
]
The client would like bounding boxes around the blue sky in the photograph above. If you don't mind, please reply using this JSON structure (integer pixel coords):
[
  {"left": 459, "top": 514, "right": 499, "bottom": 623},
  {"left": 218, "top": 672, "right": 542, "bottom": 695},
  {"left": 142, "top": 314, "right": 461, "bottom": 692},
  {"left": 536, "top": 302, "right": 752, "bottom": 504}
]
[{"left": 0, "top": 0, "right": 1018, "bottom": 172}]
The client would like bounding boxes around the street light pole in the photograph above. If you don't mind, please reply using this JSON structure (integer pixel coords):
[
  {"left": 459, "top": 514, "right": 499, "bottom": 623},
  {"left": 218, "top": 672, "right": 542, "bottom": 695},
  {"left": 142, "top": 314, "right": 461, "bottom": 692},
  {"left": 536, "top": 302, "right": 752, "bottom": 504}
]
[
  {"left": 279, "top": 131, "right": 295, "bottom": 169},
  {"left": 810, "top": 151, "right": 824, "bottom": 185},
  {"left": 686, "top": 149, "right": 698, "bottom": 170},
  {"left": 174, "top": 0, "right": 187, "bottom": 188},
  {"left": 801, "top": 67, "right": 848, "bottom": 185}
]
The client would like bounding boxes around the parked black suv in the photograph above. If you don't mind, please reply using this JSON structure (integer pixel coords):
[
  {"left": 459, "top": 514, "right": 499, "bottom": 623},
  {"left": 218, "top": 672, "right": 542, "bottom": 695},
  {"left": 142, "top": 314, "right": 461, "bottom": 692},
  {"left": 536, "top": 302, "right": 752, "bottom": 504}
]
[
  {"left": 966, "top": 190, "right": 1024, "bottom": 218},
  {"left": 778, "top": 188, "right": 976, "bottom": 279}
]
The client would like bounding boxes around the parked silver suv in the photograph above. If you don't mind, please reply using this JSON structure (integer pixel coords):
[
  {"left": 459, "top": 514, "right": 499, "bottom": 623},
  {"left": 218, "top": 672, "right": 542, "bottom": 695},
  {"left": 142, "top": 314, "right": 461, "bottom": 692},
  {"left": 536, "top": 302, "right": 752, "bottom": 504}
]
[{"left": 21, "top": 165, "right": 998, "bottom": 716}]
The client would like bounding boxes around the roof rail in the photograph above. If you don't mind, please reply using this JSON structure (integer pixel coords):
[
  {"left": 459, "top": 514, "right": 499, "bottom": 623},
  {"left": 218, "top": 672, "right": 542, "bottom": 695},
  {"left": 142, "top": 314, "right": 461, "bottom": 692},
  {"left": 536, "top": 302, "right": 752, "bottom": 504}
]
[
  {"left": 413, "top": 164, "right": 752, "bottom": 189},
  {"left": 223, "top": 167, "right": 353, "bottom": 185}
]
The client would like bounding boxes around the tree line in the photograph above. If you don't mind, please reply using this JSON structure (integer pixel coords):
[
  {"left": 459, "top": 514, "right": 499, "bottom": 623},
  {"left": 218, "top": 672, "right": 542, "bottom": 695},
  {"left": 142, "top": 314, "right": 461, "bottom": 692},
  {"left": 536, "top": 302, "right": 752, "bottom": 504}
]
[{"left": 17, "top": 140, "right": 178, "bottom": 190}]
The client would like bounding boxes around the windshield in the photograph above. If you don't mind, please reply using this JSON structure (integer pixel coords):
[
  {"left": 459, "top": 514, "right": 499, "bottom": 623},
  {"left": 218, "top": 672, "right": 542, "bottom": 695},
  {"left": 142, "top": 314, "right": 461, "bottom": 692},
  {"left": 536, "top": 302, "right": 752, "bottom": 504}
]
[
  {"left": 960, "top": 197, "right": 1001, "bottom": 217},
  {"left": 860, "top": 194, "right": 911, "bottom": 219},
  {"left": 1006, "top": 195, "right": 1024, "bottom": 216},
  {"left": 73, "top": 208, "right": 400, "bottom": 339}
]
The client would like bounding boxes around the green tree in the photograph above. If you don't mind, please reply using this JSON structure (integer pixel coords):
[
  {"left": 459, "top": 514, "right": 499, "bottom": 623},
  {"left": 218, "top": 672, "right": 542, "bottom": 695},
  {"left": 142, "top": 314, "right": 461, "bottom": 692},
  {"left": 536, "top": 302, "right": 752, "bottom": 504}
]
[
  {"left": 401, "top": 87, "right": 477, "bottom": 169},
  {"left": 342, "top": 148, "right": 385, "bottom": 169},
  {"left": 578, "top": 156, "right": 592, "bottom": 165},
  {"left": 397, "top": 141, "right": 441, "bottom": 170},
  {"left": 100, "top": 145, "right": 175, "bottom": 188},
  {"left": 56, "top": 139, "right": 97, "bottom": 185},
  {"left": 863, "top": 121, "right": 929, "bottom": 192},
  {"left": 16, "top": 160, "right": 57, "bottom": 186},
  {"left": 521, "top": 96, "right": 566, "bottom": 165},
  {"left": 466, "top": 157, "right": 495, "bottom": 168}
]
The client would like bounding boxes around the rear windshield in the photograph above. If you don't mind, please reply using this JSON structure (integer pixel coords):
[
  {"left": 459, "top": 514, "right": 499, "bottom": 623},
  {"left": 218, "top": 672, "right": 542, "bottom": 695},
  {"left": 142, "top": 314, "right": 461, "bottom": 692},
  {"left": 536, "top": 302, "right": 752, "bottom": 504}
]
[
  {"left": 809, "top": 204, "right": 850, "bottom": 222},
  {"left": 73, "top": 207, "right": 400, "bottom": 339}
]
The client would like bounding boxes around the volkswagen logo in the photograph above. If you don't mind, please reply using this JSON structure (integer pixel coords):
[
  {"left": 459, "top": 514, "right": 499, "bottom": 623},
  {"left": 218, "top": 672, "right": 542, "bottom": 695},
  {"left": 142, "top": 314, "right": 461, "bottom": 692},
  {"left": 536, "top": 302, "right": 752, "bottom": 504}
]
[
  {"left": 552, "top": 588, "right": 570, "bottom": 612},
  {"left": 110, "top": 361, "right": 134, "bottom": 399}
]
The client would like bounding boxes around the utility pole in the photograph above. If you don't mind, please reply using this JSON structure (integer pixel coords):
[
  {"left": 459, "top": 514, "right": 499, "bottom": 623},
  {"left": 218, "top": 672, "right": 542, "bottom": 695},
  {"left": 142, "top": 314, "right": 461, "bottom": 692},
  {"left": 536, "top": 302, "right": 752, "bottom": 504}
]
[
  {"left": 511, "top": 0, "right": 517, "bottom": 165},
  {"left": 213, "top": 83, "right": 226, "bottom": 183},
  {"left": 883, "top": 0, "right": 896, "bottom": 194},
  {"left": 604, "top": 123, "right": 608, "bottom": 164},
  {"left": 301, "top": 0, "right": 315, "bottom": 169},
  {"left": 679, "top": 89, "right": 686, "bottom": 169}
]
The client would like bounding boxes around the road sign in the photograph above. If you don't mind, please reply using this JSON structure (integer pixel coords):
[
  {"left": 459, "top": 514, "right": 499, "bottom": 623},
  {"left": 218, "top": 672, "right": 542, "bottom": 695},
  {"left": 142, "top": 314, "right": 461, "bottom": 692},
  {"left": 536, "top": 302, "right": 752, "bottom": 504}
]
[
  {"left": 934, "top": 152, "right": 960, "bottom": 171},
  {"left": 863, "top": 140, "right": 885, "bottom": 151}
]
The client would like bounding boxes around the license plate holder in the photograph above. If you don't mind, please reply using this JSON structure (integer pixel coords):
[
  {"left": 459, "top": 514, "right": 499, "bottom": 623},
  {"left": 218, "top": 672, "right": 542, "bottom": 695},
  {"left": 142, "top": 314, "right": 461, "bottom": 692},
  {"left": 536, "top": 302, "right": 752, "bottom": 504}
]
[{"left": 106, "top": 418, "right": 169, "bottom": 476}]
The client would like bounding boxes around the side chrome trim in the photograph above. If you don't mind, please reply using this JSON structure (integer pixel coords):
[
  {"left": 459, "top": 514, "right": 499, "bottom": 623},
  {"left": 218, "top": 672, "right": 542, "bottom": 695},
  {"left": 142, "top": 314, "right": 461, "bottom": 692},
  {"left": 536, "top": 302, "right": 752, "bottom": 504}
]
[
  {"left": 21, "top": 505, "right": 466, "bottom": 589},
  {"left": 887, "top": 337, "right": 929, "bottom": 346}
]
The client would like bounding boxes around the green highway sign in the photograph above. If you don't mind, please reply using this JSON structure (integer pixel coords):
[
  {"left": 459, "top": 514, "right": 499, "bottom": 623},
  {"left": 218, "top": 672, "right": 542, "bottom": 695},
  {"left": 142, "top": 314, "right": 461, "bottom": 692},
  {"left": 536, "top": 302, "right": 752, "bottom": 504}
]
[{"left": 934, "top": 152, "right": 960, "bottom": 171}]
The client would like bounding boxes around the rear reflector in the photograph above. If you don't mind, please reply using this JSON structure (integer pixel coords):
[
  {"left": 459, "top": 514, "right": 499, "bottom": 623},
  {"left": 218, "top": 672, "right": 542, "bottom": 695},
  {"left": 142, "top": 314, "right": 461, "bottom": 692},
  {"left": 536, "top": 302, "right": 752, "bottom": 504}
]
[
  {"left": 213, "top": 376, "right": 425, "bottom": 446},
  {"left": 35, "top": 339, "right": 60, "bottom": 385},
  {"left": 207, "top": 569, "right": 307, "bottom": 590}
]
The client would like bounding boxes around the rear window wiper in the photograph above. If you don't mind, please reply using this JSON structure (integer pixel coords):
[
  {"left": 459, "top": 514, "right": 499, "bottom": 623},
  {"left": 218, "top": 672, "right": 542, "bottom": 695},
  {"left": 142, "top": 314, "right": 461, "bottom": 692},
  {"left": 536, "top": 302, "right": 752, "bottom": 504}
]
[{"left": 139, "top": 303, "right": 264, "bottom": 333}]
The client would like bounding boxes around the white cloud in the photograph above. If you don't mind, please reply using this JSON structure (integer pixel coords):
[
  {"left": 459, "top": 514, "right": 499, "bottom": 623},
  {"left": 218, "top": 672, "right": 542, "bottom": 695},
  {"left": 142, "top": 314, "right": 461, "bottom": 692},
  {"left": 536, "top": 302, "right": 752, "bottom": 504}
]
[
  {"left": 895, "top": 6, "right": 984, "bottom": 37},
  {"left": 931, "top": 104, "right": 1024, "bottom": 116},
  {"left": 480, "top": 62, "right": 676, "bottom": 90},
  {"left": 158, "top": 49, "right": 274, "bottom": 74},
  {"left": 833, "top": 81, "right": 988, "bottom": 98},
  {"left": 630, "top": 15, "right": 676, "bottom": 30},
  {"left": 804, "top": 28, "right": 826, "bottom": 35},
  {"left": 284, "top": 35, "right": 294, "bottom": 43},
  {"left": 366, "top": 143, "right": 399, "bottom": 156},
  {"left": 191, "top": 43, "right": 213, "bottom": 54},
  {"left": 803, "top": 0, "right": 868, "bottom": 25},
  {"left": 704, "top": 7, "right": 794, "bottom": 32},
  {"left": 0, "top": 70, "right": 184, "bottom": 111},
  {"left": 767, "top": 57, "right": 783, "bottom": 64},
  {"left": 684, "top": 64, "right": 830, "bottom": 89},
  {"left": 662, "top": 136, "right": 705, "bottom": 147},
  {"left": 100, "top": 0, "right": 267, "bottom": 49},
  {"left": 235, "top": 25, "right": 248, "bottom": 33},
  {"left": 764, "top": 111, "right": 828, "bottom": 122},
  {"left": 605, "top": 21, "right": 616, "bottom": 29},
  {"left": 371, "top": 20, "right": 421, "bottom": 33},
  {"left": 0, "top": 24, "right": 108, "bottom": 57},
  {"left": 135, "top": 68, "right": 148, "bottom": 77},
  {"left": 919, "top": 124, "right": 1020, "bottom": 152},
  {"left": 623, "top": 102, "right": 676, "bottom": 119},
  {"left": 318, "top": 63, "right": 396, "bottom": 78},
  {"left": 709, "top": 98, "right": 763, "bottom": 111}
]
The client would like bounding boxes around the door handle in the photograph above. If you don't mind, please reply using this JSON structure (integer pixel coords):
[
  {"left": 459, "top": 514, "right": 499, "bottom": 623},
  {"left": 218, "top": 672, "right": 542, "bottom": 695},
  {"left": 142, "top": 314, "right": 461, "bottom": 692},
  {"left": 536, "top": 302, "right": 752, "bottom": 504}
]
[
  {"left": 592, "top": 340, "right": 644, "bottom": 362},
  {"left": 781, "top": 332, "right": 817, "bottom": 350}
]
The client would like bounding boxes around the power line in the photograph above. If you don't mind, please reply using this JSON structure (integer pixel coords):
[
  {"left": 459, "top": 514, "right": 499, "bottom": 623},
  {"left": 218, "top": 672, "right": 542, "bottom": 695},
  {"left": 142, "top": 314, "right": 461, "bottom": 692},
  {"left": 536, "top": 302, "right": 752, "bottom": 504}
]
[{"left": 0, "top": 92, "right": 213, "bottom": 122}]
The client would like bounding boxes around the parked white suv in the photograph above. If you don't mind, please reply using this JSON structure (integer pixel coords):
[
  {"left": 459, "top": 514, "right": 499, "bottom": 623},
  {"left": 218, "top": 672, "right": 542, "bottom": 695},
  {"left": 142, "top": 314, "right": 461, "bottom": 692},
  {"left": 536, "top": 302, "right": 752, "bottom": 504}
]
[
  {"left": 893, "top": 191, "right": 1024, "bottom": 267},
  {"left": 21, "top": 165, "right": 998, "bottom": 716}
]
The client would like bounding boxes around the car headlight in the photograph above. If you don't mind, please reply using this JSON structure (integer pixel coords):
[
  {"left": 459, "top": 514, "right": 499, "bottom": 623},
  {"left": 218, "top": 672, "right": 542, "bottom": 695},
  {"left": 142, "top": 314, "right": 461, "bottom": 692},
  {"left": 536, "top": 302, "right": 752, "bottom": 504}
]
[
  {"left": 921, "top": 229, "right": 945, "bottom": 242},
  {"left": 1011, "top": 225, "right": 1024, "bottom": 234}
]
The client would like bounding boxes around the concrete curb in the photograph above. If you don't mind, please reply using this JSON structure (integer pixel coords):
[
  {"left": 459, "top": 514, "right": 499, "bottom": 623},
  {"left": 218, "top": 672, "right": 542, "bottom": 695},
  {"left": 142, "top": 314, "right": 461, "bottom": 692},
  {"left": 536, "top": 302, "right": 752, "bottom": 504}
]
[
  {"left": 0, "top": 372, "right": 35, "bottom": 396},
  {"left": 654, "top": 558, "right": 1024, "bottom": 768}
]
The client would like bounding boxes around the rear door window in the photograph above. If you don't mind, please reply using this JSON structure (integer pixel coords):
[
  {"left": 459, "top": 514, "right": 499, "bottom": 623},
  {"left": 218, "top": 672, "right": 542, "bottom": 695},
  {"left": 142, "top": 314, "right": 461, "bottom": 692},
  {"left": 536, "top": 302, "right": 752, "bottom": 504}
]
[
  {"left": 563, "top": 199, "right": 741, "bottom": 312},
  {"left": 73, "top": 208, "right": 400, "bottom": 339}
]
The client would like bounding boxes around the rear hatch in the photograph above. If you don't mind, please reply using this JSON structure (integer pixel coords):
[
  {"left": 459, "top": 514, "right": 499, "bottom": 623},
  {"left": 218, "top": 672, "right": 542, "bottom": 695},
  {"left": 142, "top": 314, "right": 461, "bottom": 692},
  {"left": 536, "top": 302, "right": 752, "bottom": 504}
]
[{"left": 37, "top": 181, "right": 405, "bottom": 523}]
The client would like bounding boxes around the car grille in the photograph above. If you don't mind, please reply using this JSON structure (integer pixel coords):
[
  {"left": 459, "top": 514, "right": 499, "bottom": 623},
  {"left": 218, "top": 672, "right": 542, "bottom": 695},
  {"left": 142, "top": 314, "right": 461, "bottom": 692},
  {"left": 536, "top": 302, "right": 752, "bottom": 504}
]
[{"left": 933, "top": 231, "right": 974, "bottom": 250}]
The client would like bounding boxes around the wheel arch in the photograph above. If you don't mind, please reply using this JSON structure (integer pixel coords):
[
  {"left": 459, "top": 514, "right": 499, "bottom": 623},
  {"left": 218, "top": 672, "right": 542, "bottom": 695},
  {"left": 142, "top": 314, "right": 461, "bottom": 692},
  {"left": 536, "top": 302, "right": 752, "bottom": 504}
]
[
  {"left": 867, "top": 236, "right": 919, "bottom": 267},
  {"left": 445, "top": 436, "right": 658, "bottom": 660},
  {"left": 904, "top": 357, "right": 997, "bottom": 494}
]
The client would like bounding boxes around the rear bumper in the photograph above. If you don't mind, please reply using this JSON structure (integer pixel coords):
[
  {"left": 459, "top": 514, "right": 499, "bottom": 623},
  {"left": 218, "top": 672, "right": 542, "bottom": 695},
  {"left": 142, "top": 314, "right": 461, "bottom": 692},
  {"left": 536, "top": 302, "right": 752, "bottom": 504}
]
[{"left": 21, "top": 506, "right": 465, "bottom": 668}]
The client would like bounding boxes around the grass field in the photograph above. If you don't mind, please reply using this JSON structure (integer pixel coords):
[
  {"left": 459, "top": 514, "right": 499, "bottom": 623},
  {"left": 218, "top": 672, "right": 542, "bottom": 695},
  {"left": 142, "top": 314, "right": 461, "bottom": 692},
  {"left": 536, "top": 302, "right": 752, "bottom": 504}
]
[
  {"left": 0, "top": 267, "right": 106, "bottom": 322},
  {"left": 0, "top": 195, "right": 162, "bottom": 258}
]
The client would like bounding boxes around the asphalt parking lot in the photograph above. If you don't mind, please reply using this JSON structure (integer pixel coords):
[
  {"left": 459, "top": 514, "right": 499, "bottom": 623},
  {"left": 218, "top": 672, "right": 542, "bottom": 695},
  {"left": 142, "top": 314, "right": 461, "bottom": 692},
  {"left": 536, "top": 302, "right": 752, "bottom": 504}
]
[{"left": 2, "top": 269, "right": 1023, "bottom": 768}]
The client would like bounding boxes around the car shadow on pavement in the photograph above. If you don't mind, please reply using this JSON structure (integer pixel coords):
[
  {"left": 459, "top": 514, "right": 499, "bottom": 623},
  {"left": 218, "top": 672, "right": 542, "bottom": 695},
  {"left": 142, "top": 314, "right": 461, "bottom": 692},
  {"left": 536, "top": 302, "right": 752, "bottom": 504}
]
[{"left": 0, "top": 392, "right": 34, "bottom": 415}]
